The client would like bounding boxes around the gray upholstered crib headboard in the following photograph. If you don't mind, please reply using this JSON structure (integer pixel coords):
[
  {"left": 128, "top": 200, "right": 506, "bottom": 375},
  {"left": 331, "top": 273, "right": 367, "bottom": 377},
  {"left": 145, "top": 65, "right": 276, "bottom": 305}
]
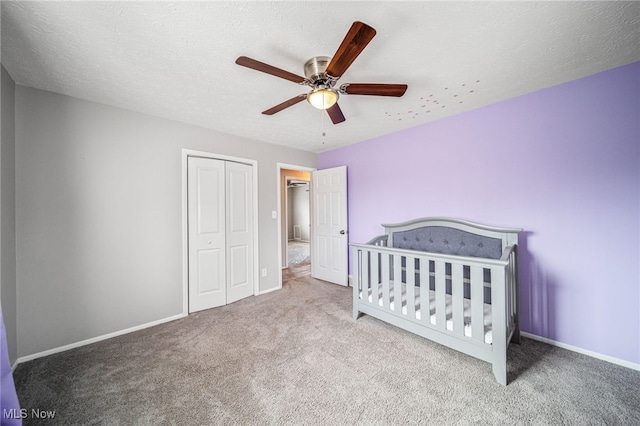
[{"left": 383, "top": 217, "right": 522, "bottom": 260}]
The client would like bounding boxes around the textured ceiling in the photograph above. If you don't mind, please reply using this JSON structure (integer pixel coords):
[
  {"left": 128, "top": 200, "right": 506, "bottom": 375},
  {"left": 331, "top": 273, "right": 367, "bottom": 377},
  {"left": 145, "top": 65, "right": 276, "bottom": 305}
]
[{"left": 2, "top": 1, "right": 639, "bottom": 153}]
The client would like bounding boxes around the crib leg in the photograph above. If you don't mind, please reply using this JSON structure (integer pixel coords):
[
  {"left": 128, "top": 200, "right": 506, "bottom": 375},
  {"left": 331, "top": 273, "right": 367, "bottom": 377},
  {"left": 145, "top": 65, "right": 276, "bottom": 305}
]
[
  {"left": 493, "top": 360, "right": 507, "bottom": 386},
  {"left": 493, "top": 339, "right": 508, "bottom": 386},
  {"left": 353, "top": 305, "right": 361, "bottom": 320},
  {"left": 511, "top": 325, "right": 521, "bottom": 344}
]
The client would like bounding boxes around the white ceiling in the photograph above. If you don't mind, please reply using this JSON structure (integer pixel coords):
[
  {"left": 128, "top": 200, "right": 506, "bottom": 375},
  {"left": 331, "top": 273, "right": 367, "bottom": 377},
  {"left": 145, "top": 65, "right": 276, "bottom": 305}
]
[{"left": 2, "top": 1, "right": 639, "bottom": 153}]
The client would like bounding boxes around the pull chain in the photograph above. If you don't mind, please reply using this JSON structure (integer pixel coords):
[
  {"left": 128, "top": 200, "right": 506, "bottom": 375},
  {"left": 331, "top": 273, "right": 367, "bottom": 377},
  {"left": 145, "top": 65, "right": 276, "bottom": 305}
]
[{"left": 321, "top": 105, "right": 326, "bottom": 144}]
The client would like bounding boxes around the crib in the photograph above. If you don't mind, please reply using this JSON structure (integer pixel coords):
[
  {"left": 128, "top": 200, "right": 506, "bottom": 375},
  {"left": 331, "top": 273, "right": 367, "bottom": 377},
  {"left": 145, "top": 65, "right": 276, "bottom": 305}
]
[{"left": 351, "top": 217, "right": 521, "bottom": 385}]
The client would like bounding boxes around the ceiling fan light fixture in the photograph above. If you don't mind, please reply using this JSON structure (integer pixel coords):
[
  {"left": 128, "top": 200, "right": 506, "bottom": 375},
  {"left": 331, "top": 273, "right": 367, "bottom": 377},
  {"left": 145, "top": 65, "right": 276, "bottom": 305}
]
[{"left": 307, "top": 88, "right": 339, "bottom": 110}]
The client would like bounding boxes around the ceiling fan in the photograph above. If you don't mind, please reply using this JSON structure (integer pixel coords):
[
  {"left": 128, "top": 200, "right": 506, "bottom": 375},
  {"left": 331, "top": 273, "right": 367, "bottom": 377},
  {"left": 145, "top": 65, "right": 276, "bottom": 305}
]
[
  {"left": 287, "top": 179, "right": 309, "bottom": 188},
  {"left": 235, "top": 21, "right": 408, "bottom": 124}
]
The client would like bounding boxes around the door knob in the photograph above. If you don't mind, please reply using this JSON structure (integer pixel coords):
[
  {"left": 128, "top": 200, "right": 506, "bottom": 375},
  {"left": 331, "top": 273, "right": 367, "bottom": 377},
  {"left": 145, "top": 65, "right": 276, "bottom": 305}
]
[{"left": 339, "top": 230, "right": 346, "bottom": 235}]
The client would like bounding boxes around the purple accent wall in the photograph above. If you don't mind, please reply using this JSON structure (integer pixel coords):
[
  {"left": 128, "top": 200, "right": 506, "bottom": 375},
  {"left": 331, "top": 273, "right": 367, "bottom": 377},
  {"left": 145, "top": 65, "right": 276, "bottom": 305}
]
[
  {"left": 1, "top": 306, "right": 21, "bottom": 424},
  {"left": 319, "top": 62, "right": 640, "bottom": 365}
]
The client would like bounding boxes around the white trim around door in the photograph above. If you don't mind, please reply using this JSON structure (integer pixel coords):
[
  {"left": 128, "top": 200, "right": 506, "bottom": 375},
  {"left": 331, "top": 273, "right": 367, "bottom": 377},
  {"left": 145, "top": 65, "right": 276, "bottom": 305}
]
[{"left": 182, "top": 149, "right": 259, "bottom": 315}]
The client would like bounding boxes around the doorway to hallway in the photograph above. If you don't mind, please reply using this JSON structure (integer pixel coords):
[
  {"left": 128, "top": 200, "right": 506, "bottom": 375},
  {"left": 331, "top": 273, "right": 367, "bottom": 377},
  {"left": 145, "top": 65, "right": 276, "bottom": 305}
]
[
  {"left": 285, "top": 239, "right": 310, "bottom": 280},
  {"left": 288, "top": 240, "right": 310, "bottom": 265},
  {"left": 278, "top": 164, "right": 314, "bottom": 287}
]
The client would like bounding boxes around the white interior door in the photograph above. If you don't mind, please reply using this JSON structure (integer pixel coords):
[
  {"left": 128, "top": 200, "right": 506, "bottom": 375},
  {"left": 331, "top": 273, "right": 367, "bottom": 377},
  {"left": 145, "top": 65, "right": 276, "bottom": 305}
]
[
  {"left": 311, "top": 166, "right": 348, "bottom": 286},
  {"left": 188, "top": 157, "right": 226, "bottom": 312},
  {"left": 188, "top": 157, "right": 254, "bottom": 312},
  {"left": 226, "top": 161, "right": 254, "bottom": 304}
]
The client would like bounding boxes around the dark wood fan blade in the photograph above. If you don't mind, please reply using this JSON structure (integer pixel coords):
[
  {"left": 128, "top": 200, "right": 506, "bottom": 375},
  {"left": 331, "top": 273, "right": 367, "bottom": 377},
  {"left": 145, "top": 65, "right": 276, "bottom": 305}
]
[
  {"left": 236, "top": 56, "right": 305, "bottom": 83},
  {"left": 343, "top": 83, "right": 408, "bottom": 97},
  {"left": 326, "top": 103, "right": 346, "bottom": 124},
  {"left": 325, "top": 21, "right": 376, "bottom": 78},
  {"left": 262, "top": 94, "right": 307, "bottom": 115}
]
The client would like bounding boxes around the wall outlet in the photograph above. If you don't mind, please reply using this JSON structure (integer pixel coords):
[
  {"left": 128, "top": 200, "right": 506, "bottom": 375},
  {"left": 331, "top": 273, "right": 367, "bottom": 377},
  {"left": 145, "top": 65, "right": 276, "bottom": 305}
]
[
  {"left": 271, "top": 210, "right": 277, "bottom": 219},
  {"left": 261, "top": 268, "right": 267, "bottom": 277}
]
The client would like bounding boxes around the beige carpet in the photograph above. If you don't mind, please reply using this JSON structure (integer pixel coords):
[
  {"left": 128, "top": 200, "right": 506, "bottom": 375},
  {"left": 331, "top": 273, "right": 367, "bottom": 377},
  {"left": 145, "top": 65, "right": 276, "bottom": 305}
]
[
  {"left": 287, "top": 240, "right": 310, "bottom": 266},
  {"left": 13, "top": 274, "right": 640, "bottom": 425}
]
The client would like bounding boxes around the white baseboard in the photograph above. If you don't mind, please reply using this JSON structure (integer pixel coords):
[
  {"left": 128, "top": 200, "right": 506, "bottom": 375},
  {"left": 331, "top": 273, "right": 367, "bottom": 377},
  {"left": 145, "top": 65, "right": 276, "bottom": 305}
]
[
  {"left": 521, "top": 332, "right": 640, "bottom": 371},
  {"left": 348, "top": 275, "right": 353, "bottom": 287},
  {"left": 12, "top": 313, "right": 187, "bottom": 369},
  {"left": 258, "top": 286, "right": 280, "bottom": 295}
]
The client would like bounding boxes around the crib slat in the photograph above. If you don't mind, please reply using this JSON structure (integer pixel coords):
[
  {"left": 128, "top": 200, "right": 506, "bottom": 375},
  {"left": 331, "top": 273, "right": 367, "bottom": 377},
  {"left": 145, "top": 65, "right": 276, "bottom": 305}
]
[
  {"left": 381, "top": 252, "right": 390, "bottom": 309},
  {"left": 435, "top": 260, "right": 446, "bottom": 330},
  {"left": 505, "top": 260, "right": 512, "bottom": 330},
  {"left": 361, "top": 250, "right": 370, "bottom": 305},
  {"left": 393, "top": 255, "right": 402, "bottom": 313},
  {"left": 406, "top": 255, "right": 416, "bottom": 319},
  {"left": 371, "top": 250, "right": 379, "bottom": 308},
  {"left": 492, "top": 264, "right": 507, "bottom": 345},
  {"left": 471, "top": 266, "right": 484, "bottom": 342},
  {"left": 452, "top": 263, "right": 464, "bottom": 335},
  {"left": 419, "top": 258, "right": 428, "bottom": 324}
]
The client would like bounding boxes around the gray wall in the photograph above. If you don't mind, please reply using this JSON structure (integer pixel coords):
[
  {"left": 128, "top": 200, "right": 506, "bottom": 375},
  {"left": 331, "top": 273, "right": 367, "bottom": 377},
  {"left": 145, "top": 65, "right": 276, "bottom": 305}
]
[
  {"left": 291, "top": 184, "right": 310, "bottom": 241},
  {"left": 287, "top": 187, "right": 295, "bottom": 239},
  {"left": 1, "top": 65, "right": 17, "bottom": 366},
  {"left": 15, "top": 85, "right": 317, "bottom": 358}
]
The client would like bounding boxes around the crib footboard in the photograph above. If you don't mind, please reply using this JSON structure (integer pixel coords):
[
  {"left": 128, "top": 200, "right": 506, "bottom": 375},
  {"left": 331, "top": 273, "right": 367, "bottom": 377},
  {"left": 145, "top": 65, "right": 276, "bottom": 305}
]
[{"left": 351, "top": 242, "right": 519, "bottom": 385}]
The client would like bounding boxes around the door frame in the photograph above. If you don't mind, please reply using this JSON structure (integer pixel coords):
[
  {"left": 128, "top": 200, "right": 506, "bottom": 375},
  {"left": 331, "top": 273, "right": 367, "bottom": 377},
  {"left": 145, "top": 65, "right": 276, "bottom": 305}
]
[
  {"left": 182, "top": 149, "right": 259, "bottom": 315},
  {"left": 276, "top": 163, "right": 316, "bottom": 290},
  {"left": 282, "top": 174, "right": 311, "bottom": 269}
]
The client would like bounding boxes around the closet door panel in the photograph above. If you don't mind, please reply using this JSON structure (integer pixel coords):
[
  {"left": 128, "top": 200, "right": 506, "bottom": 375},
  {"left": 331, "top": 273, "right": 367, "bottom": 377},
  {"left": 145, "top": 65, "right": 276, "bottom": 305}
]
[
  {"left": 226, "top": 162, "right": 254, "bottom": 304},
  {"left": 197, "top": 248, "right": 224, "bottom": 294},
  {"left": 188, "top": 157, "right": 226, "bottom": 312}
]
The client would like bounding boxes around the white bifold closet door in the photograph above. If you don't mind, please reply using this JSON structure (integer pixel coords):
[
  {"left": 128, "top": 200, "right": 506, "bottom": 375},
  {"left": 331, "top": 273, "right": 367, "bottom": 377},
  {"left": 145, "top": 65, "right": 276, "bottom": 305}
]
[{"left": 188, "top": 157, "right": 254, "bottom": 313}]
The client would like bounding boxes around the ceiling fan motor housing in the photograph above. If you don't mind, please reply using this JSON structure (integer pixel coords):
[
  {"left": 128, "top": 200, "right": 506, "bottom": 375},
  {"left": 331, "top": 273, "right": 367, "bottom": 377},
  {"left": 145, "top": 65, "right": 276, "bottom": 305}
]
[{"left": 304, "top": 56, "right": 335, "bottom": 88}]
